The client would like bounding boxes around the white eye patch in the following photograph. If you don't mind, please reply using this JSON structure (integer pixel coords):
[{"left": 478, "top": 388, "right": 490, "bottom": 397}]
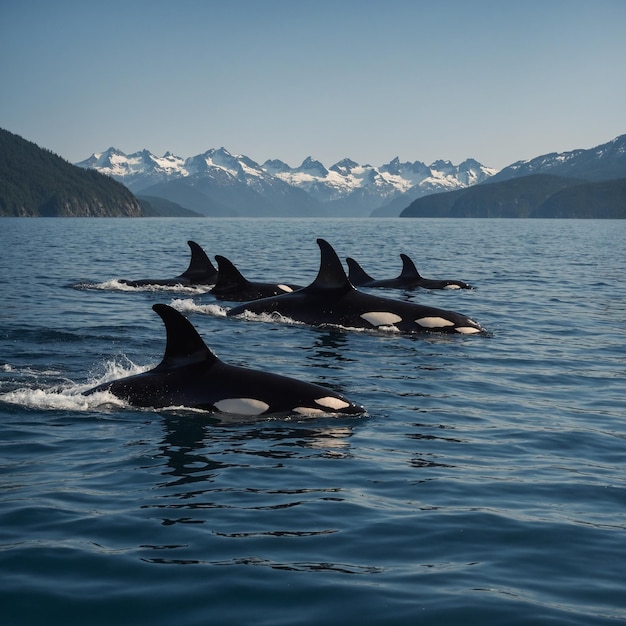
[{"left": 278, "top": 284, "right": 293, "bottom": 292}]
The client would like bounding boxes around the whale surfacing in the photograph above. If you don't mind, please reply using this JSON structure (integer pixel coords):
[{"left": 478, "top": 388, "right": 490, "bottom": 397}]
[
  {"left": 228, "top": 239, "right": 485, "bottom": 335},
  {"left": 120, "top": 241, "right": 218, "bottom": 287},
  {"left": 209, "top": 255, "right": 302, "bottom": 302},
  {"left": 84, "top": 304, "right": 364, "bottom": 416},
  {"left": 347, "top": 254, "right": 473, "bottom": 290}
]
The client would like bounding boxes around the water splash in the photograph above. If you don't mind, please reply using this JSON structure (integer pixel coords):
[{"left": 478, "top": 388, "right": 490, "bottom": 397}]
[
  {"left": 169, "top": 298, "right": 228, "bottom": 317},
  {"left": 0, "top": 358, "right": 148, "bottom": 412},
  {"left": 72, "top": 279, "right": 213, "bottom": 295}
]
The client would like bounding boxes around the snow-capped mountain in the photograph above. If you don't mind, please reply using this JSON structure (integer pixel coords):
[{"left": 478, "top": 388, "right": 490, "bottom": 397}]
[
  {"left": 78, "top": 148, "right": 186, "bottom": 190},
  {"left": 488, "top": 133, "right": 626, "bottom": 184},
  {"left": 76, "top": 148, "right": 497, "bottom": 217}
]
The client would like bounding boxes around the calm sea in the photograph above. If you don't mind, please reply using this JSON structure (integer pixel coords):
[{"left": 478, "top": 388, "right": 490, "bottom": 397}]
[{"left": 1, "top": 217, "right": 625, "bottom": 625}]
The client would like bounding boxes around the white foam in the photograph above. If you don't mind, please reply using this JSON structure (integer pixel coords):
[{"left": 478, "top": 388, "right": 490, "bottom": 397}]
[
  {"left": 415, "top": 316, "right": 455, "bottom": 328},
  {"left": 98, "top": 357, "right": 149, "bottom": 381},
  {"left": 74, "top": 279, "right": 212, "bottom": 294},
  {"left": 0, "top": 358, "right": 148, "bottom": 412},
  {"left": 214, "top": 397, "right": 270, "bottom": 415},
  {"left": 169, "top": 298, "right": 228, "bottom": 317},
  {"left": 0, "top": 384, "right": 127, "bottom": 412},
  {"left": 228, "top": 309, "right": 305, "bottom": 326},
  {"left": 360, "top": 312, "right": 402, "bottom": 327}
]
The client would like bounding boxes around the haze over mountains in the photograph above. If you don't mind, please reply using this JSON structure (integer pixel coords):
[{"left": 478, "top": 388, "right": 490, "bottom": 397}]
[
  {"left": 76, "top": 134, "right": 626, "bottom": 218},
  {"left": 1, "top": 127, "right": 625, "bottom": 217},
  {"left": 76, "top": 148, "right": 497, "bottom": 218}
]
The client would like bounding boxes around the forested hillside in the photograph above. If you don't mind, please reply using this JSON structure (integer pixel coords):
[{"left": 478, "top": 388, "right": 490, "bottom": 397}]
[
  {"left": 0, "top": 128, "right": 142, "bottom": 216},
  {"left": 401, "top": 174, "right": 626, "bottom": 218}
]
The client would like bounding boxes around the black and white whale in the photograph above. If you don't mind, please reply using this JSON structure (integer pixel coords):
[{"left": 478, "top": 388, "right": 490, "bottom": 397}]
[
  {"left": 228, "top": 239, "right": 485, "bottom": 335},
  {"left": 209, "top": 255, "right": 303, "bottom": 302},
  {"left": 347, "top": 254, "right": 473, "bottom": 290},
  {"left": 84, "top": 304, "right": 364, "bottom": 416},
  {"left": 120, "top": 241, "right": 218, "bottom": 287}
]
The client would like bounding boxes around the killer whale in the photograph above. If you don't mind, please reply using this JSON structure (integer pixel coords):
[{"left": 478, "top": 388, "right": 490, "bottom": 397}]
[
  {"left": 84, "top": 304, "right": 364, "bottom": 416},
  {"left": 346, "top": 255, "right": 420, "bottom": 289},
  {"left": 228, "top": 239, "right": 485, "bottom": 335},
  {"left": 347, "top": 254, "right": 473, "bottom": 290},
  {"left": 120, "top": 241, "right": 218, "bottom": 287},
  {"left": 209, "top": 255, "right": 303, "bottom": 302}
]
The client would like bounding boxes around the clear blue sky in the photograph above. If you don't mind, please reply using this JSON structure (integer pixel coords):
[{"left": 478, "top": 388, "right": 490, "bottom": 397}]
[{"left": 2, "top": 0, "right": 625, "bottom": 169}]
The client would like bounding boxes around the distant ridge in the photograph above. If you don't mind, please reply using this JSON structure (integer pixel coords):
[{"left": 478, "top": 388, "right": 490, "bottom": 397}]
[
  {"left": 4, "top": 126, "right": 625, "bottom": 217},
  {"left": 401, "top": 134, "right": 626, "bottom": 218},
  {"left": 400, "top": 174, "right": 626, "bottom": 218},
  {"left": 137, "top": 195, "right": 204, "bottom": 217},
  {"left": 488, "top": 134, "right": 626, "bottom": 184}
]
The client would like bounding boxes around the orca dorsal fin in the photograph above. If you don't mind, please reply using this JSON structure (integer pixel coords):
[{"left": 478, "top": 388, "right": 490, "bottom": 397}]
[
  {"left": 346, "top": 257, "right": 375, "bottom": 285},
  {"left": 306, "top": 239, "right": 353, "bottom": 291},
  {"left": 181, "top": 241, "right": 218, "bottom": 282},
  {"left": 152, "top": 304, "right": 218, "bottom": 370},
  {"left": 212, "top": 255, "right": 251, "bottom": 294},
  {"left": 399, "top": 253, "right": 422, "bottom": 280}
]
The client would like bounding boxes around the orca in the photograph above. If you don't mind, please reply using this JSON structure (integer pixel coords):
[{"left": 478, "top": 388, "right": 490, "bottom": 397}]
[
  {"left": 120, "top": 241, "right": 218, "bottom": 287},
  {"left": 228, "top": 239, "right": 485, "bottom": 335},
  {"left": 84, "top": 304, "right": 365, "bottom": 416},
  {"left": 209, "top": 255, "right": 303, "bottom": 302},
  {"left": 347, "top": 254, "right": 473, "bottom": 290}
]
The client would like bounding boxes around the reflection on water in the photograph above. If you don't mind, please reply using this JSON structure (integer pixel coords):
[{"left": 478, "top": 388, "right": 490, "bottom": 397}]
[
  {"left": 303, "top": 330, "right": 353, "bottom": 366},
  {"left": 157, "top": 415, "right": 357, "bottom": 483},
  {"left": 4, "top": 219, "right": 625, "bottom": 624},
  {"left": 153, "top": 414, "right": 357, "bottom": 498},
  {"left": 141, "top": 553, "right": 385, "bottom": 573},
  {"left": 140, "top": 415, "right": 362, "bottom": 561}
]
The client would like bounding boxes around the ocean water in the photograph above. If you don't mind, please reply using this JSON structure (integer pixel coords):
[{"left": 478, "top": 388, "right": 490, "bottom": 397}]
[{"left": 1, "top": 217, "right": 625, "bottom": 625}]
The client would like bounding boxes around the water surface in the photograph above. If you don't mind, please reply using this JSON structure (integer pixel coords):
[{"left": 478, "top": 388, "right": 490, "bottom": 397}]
[{"left": 1, "top": 218, "right": 625, "bottom": 625}]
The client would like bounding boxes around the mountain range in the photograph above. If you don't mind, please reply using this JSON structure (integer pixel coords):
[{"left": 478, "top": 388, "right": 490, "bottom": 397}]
[
  {"left": 76, "top": 148, "right": 497, "bottom": 217},
  {"left": 401, "top": 134, "right": 626, "bottom": 218},
  {"left": 2, "top": 127, "right": 624, "bottom": 218}
]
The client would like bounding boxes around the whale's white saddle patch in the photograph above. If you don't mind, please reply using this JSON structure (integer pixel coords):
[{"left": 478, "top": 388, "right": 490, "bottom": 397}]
[
  {"left": 360, "top": 312, "right": 402, "bottom": 327},
  {"left": 214, "top": 398, "right": 270, "bottom": 415}
]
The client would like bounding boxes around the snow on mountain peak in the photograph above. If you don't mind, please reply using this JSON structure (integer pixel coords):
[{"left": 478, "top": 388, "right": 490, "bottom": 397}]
[
  {"left": 295, "top": 157, "right": 329, "bottom": 177},
  {"left": 76, "top": 145, "right": 499, "bottom": 215},
  {"left": 329, "top": 158, "right": 359, "bottom": 176},
  {"left": 262, "top": 159, "right": 291, "bottom": 174}
]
